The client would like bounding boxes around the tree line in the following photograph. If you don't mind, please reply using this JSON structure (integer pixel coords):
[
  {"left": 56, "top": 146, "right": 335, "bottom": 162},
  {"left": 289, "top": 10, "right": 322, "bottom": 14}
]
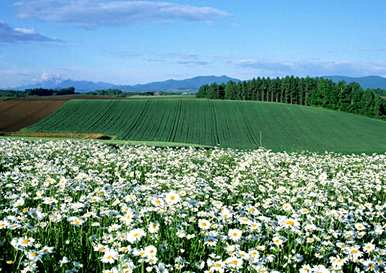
[
  {"left": 0, "top": 90, "right": 25, "bottom": 97},
  {"left": 0, "top": 87, "right": 76, "bottom": 97},
  {"left": 196, "top": 76, "right": 386, "bottom": 119},
  {"left": 25, "top": 87, "right": 75, "bottom": 96},
  {"left": 85, "top": 89, "right": 181, "bottom": 96}
]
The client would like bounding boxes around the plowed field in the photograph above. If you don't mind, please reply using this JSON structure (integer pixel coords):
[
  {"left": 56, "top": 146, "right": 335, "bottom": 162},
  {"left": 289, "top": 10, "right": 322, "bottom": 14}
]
[{"left": 0, "top": 100, "right": 65, "bottom": 132}]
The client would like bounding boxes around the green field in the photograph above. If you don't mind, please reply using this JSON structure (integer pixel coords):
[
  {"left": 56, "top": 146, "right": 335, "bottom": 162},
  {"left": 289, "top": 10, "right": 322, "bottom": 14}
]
[{"left": 26, "top": 98, "right": 386, "bottom": 152}]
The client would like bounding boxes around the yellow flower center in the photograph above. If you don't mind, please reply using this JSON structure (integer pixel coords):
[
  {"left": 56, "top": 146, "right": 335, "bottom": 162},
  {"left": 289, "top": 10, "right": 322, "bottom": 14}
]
[
  {"left": 286, "top": 219, "right": 295, "bottom": 226},
  {"left": 230, "top": 260, "right": 239, "bottom": 265}
]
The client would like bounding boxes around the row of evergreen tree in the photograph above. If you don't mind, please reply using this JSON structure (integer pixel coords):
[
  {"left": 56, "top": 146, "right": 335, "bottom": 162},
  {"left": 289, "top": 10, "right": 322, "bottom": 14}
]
[{"left": 196, "top": 76, "right": 386, "bottom": 119}]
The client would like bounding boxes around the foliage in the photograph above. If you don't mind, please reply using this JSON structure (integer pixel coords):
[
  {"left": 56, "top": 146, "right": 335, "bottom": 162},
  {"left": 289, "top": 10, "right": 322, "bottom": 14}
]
[
  {"left": 25, "top": 87, "right": 76, "bottom": 96},
  {"left": 85, "top": 89, "right": 126, "bottom": 96},
  {"left": 0, "top": 88, "right": 76, "bottom": 98},
  {"left": 0, "top": 90, "right": 26, "bottom": 98},
  {"left": 83, "top": 89, "right": 194, "bottom": 97},
  {"left": 371, "top": 88, "right": 386, "bottom": 97},
  {"left": 196, "top": 77, "right": 386, "bottom": 119},
  {"left": 26, "top": 99, "right": 386, "bottom": 152}
]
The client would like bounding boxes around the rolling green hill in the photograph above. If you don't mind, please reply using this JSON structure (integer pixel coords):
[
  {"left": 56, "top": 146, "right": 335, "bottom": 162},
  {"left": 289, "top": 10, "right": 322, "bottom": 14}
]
[{"left": 26, "top": 98, "right": 386, "bottom": 152}]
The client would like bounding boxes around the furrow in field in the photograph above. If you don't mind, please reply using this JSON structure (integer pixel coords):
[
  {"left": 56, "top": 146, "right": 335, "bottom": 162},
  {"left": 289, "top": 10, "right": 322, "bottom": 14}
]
[
  {"left": 25, "top": 98, "right": 386, "bottom": 152},
  {"left": 121, "top": 100, "right": 151, "bottom": 139}
]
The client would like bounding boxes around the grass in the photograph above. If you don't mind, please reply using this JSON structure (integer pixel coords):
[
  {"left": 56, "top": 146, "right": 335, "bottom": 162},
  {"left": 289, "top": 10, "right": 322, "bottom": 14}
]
[
  {"left": 25, "top": 98, "right": 386, "bottom": 153},
  {"left": 126, "top": 94, "right": 196, "bottom": 99}
]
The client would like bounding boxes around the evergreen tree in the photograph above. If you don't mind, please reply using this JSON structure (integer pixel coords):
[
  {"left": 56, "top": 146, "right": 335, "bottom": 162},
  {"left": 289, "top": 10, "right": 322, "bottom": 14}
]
[
  {"left": 195, "top": 77, "right": 386, "bottom": 120},
  {"left": 207, "top": 83, "right": 218, "bottom": 99},
  {"left": 224, "top": 81, "right": 236, "bottom": 100}
]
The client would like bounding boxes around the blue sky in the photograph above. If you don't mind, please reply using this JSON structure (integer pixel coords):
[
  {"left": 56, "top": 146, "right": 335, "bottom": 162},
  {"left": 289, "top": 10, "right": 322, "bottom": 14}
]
[{"left": 1, "top": 0, "right": 386, "bottom": 88}]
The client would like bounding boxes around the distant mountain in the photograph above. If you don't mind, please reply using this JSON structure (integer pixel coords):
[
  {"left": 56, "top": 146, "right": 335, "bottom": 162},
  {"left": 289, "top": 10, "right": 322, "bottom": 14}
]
[
  {"left": 324, "top": 76, "right": 386, "bottom": 89},
  {"left": 16, "top": 75, "right": 240, "bottom": 92},
  {"left": 119, "top": 75, "right": 239, "bottom": 92},
  {"left": 18, "top": 79, "right": 115, "bottom": 92}
]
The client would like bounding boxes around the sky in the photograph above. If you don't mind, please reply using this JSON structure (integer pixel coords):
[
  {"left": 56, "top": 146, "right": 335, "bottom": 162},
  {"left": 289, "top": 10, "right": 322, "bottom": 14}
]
[{"left": 1, "top": 0, "right": 386, "bottom": 88}]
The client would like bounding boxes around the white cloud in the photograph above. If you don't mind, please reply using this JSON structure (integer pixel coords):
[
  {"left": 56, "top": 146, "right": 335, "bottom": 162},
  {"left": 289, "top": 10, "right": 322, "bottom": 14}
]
[
  {"left": 0, "top": 21, "right": 59, "bottom": 43},
  {"left": 0, "top": 69, "right": 35, "bottom": 88},
  {"left": 234, "top": 59, "right": 386, "bottom": 77},
  {"left": 38, "top": 72, "right": 64, "bottom": 82},
  {"left": 15, "top": 0, "right": 229, "bottom": 27},
  {"left": 149, "top": 53, "right": 211, "bottom": 66},
  {"left": 107, "top": 51, "right": 213, "bottom": 66},
  {"left": 13, "top": 27, "right": 36, "bottom": 34}
]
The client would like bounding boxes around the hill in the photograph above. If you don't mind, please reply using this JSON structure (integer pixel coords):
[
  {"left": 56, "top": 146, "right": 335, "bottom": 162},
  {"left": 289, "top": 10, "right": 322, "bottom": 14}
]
[
  {"left": 25, "top": 98, "right": 386, "bottom": 153},
  {"left": 17, "top": 79, "right": 115, "bottom": 92},
  {"left": 324, "top": 75, "right": 386, "bottom": 89},
  {"left": 16, "top": 75, "right": 239, "bottom": 92},
  {"left": 17, "top": 75, "right": 386, "bottom": 92},
  {"left": 119, "top": 75, "right": 239, "bottom": 91}
]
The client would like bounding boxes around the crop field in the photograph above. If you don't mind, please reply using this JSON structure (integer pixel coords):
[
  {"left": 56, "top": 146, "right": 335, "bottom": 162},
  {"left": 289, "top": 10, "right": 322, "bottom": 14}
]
[
  {"left": 27, "top": 99, "right": 386, "bottom": 153},
  {"left": 0, "top": 139, "right": 385, "bottom": 272},
  {"left": 0, "top": 96, "right": 124, "bottom": 133},
  {"left": 0, "top": 100, "right": 65, "bottom": 132}
]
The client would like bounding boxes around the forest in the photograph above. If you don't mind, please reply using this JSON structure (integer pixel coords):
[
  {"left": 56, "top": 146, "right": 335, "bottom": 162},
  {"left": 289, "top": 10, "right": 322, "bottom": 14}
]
[
  {"left": 0, "top": 87, "right": 76, "bottom": 97},
  {"left": 25, "top": 87, "right": 75, "bottom": 96},
  {"left": 196, "top": 76, "right": 386, "bottom": 119}
]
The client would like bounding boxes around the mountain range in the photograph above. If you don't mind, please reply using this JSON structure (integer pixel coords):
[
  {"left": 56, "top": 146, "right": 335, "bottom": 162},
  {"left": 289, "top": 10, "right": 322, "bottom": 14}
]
[
  {"left": 15, "top": 75, "right": 386, "bottom": 92},
  {"left": 17, "top": 75, "right": 239, "bottom": 92},
  {"left": 323, "top": 76, "right": 386, "bottom": 89}
]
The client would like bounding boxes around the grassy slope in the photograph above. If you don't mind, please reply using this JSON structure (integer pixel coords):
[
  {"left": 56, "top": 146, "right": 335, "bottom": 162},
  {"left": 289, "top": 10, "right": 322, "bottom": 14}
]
[{"left": 25, "top": 98, "right": 386, "bottom": 152}]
